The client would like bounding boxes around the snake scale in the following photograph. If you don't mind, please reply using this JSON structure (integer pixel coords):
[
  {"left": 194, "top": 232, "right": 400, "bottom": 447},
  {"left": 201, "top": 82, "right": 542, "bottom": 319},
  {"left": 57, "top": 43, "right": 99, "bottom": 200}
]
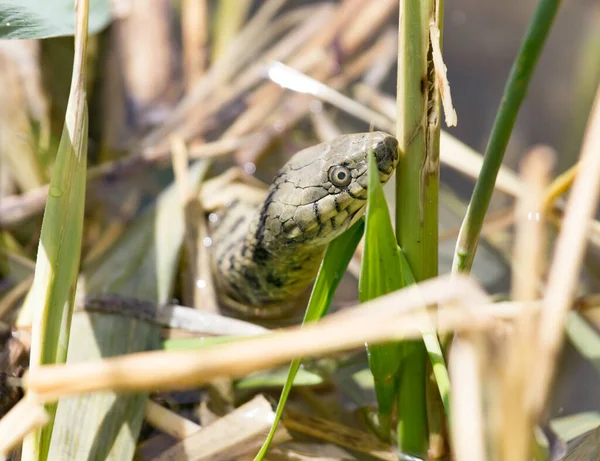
[{"left": 210, "top": 132, "right": 399, "bottom": 317}]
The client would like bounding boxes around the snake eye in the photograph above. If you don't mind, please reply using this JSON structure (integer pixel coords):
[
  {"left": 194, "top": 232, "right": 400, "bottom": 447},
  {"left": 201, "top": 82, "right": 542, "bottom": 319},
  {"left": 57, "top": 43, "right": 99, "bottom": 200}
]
[{"left": 328, "top": 165, "right": 352, "bottom": 187}]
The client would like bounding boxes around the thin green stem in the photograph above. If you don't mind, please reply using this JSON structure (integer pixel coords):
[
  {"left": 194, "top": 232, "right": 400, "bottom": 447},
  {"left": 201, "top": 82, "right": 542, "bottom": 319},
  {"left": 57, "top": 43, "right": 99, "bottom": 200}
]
[{"left": 452, "top": 0, "right": 563, "bottom": 274}]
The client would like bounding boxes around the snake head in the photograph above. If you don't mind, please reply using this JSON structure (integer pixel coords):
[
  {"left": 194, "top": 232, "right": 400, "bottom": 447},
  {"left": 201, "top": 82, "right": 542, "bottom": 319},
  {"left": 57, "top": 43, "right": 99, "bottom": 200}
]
[{"left": 259, "top": 132, "right": 398, "bottom": 248}]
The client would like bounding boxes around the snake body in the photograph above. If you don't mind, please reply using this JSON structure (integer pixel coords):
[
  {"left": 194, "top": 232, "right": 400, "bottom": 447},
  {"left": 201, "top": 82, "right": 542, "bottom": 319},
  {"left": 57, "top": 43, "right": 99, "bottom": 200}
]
[{"left": 211, "top": 132, "right": 398, "bottom": 317}]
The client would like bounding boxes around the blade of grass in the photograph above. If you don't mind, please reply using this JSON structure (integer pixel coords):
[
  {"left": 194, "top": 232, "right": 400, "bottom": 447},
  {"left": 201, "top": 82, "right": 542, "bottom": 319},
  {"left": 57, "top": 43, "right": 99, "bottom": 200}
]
[
  {"left": 47, "top": 306, "right": 160, "bottom": 461},
  {"left": 21, "top": 1, "right": 89, "bottom": 459},
  {"left": 254, "top": 219, "right": 365, "bottom": 461},
  {"left": 451, "top": 0, "right": 563, "bottom": 274},
  {"left": 361, "top": 145, "right": 450, "bottom": 446},
  {"left": 359, "top": 149, "right": 405, "bottom": 440}
]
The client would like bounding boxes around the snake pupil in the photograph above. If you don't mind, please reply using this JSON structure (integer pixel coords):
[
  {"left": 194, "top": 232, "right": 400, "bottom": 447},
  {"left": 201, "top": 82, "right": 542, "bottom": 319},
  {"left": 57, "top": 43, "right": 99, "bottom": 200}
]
[{"left": 328, "top": 165, "right": 351, "bottom": 187}]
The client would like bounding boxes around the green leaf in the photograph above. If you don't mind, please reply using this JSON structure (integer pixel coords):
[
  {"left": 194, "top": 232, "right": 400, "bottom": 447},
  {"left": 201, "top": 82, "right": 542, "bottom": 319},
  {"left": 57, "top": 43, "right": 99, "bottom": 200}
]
[
  {"left": 549, "top": 412, "right": 600, "bottom": 461},
  {"left": 360, "top": 149, "right": 450, "bottom": 448},
  {"left": 21, "top": 2, "right": 89, "bottom": 459},
  {"left": 359, "top": 148, "right": 405, "bottom": 438},
  {"left": 254, "top": 218, "right": 365, "bottom": 461},
  {"left": 565, "top": 312, "right": 600, "bottom": 373},
  {"left": 236, "top": 367, "right": 323, "bottom": 390},
  {"left": 0, "top": 0, "right": 111, "bottom": 39},
  {"left": 551, "top": 412, "right": 600, "bottom": 443}
]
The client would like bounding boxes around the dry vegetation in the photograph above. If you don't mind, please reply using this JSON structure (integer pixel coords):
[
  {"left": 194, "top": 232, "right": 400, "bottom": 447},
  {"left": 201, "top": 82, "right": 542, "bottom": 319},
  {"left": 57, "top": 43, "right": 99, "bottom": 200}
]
[{"left": 0, "top": 1, "right": 599, "bottom": 460}]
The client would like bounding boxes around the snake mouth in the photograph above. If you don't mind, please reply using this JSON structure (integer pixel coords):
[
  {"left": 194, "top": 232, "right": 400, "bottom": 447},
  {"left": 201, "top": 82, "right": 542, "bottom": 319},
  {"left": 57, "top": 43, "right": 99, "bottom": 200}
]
[{"left": 373, "top": 135, "right": 399, "bottom": 176}]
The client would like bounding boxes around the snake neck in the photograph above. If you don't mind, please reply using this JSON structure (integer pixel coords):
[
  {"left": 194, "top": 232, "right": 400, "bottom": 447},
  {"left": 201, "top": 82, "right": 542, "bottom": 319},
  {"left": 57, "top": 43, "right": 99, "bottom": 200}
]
[{"left": 211, "top": 198, "right": 325, "bottom": 315}]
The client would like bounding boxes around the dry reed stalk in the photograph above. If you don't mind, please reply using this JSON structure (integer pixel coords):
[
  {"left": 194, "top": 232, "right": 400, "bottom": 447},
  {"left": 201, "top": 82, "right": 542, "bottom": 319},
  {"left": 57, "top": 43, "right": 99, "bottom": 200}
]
[
  {"left": 340, "top": 0, "right": 397, "bottom": 54},
  {"left": 226, "top": 0, "right": 379, "bottom": 140},
  {"left": 529, "top": 85, "right": 600, "bottom": 415},
  {"left": 141, "top": 0, "right": 289, "bottom": 148},
  {"left": 81, "top": 192, "right": 140, "bottom": 267},
  {"left": 344, "top": 84, "right": 525, "bottom": 197},
  {"left": 542, "top": 162, "right": 579, "bottom": 213},
  {"left": 500, "top": 146, "right": 553, "bottom": 461},
  {"left": 0, "top": 399, "right": 48, "bottom": 456},
  {"left": 311, "top": 109, "right": 342, "bottom": 143},
  {"left": 115, "top": 0, "right": 174, "bottom": 120},
  {"left": 149, "top": 395, "right": 289, "bottom": 461},
  {"left": 170, "top": 138, "right": 218, "bottom": 312},
  {"left": 353, "top": 82, "right": 397, "bottom": 122},
  {"left": 224, "top": 49, "right": 329, "bottom": 139},
  {"left": 0, "top": 135, "right": 251, "bottom": 228},
  {"left": 144, "top": 400, "right": 201, "bottom": 440},
  {"left": 22, "top": 276, "right": 492, "bottom": 401},
  {"left": 182, "top": 0, "right": 208, "bottom": 89},
  {"left": 174, "top": 5, "right": 330, "bottom": 145},
  {"left": 235, "top": 30, "right": 397, "bottom": 165},
  {"left": 282, "top": 409, "right": 396, "bottom": 461},
  {"left": 449, "top": 337, "right": 487, "bottom": 461},
  {"left": 0, "top": 275, "right": 33, "bottom": 320},
  {"left": 429, "top": 21, "right": 457, "bottom": 127},
  {"left": 361, "top": 30, "right": 398, "bottom": 88}
]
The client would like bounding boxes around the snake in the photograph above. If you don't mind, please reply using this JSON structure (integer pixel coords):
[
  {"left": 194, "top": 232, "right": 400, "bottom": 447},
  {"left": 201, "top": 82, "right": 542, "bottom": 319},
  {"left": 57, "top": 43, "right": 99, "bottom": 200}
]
[{"left": 210, "top": 132, "right": 399, "bottom": 317}]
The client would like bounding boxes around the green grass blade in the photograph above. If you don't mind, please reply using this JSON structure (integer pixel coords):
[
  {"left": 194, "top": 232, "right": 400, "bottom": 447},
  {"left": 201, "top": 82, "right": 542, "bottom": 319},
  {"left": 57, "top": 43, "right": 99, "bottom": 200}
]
[
  {"left": 21, "top": 2, "right": 89, "bottom": 460},
  {"left": 452, "top": 0, "right": 563, "bottom": 274},
  {"left": 359, "top": 149, "right": 405, "bottom": 439},
  {"left": 254, "top": 218, "right": 364, "bottom": 461},
  {"left": 361, "top": 149, "right": 449, "bottom": 448}
]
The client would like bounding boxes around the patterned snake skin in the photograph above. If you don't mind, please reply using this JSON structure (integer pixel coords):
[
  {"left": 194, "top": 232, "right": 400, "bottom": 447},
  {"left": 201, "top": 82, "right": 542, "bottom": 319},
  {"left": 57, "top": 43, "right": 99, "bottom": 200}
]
[{"left": 210, "top": 132, "right": 398, "bottom": 317}]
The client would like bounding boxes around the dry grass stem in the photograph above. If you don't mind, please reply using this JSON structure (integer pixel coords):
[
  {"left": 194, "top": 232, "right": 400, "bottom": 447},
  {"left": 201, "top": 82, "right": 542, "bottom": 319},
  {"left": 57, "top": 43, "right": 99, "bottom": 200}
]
[
  {"left": 511, "top": 146, "right": 554, "bottom": 302},
  {"left": 81, "top": 192, "right": 140, "bottom": 267},
  {"left": 0, "top": 399, "right": 48, "bottom": 456},
  {"left": 141, "top": 0, "right": 288, "bottom": 148},
  {"left": 182, "top": 0, "right": 207, "bottom": 89},
  {"left": 500, "top": 146, "right": 553, "bottom": 461},
  {"left": 267, "top": 63, "right": 394, "bottom": 132},
  {"left": 542, "top": 161, "right": 579, "bottom": 213},
  {"left": 530, "top": 85, "right": 600, "bottom": 415},
  {"left": 149, "top": 395, "right": 289, "bottom": 461},
  {"left": 0, "top": 135, "right": 250, "bottom": 228},
  {"left": 170, "top": 138, "right": 218, "bottom": 311},
  {"left": 0, "top": 275, "right": 33, "bottom": 320},
  {"left": 310, "top": 109, "right": 342, "bottom": 143},
  {"left": 117, "top": 0, "right": 174, "bottom": 111},
  {"left": 353, "top": 83, "right": 397, "bottom": 122},
  {"left": 144, "top": 400, "right": 201, "bottom": 440},
  {"left": 282, "top": 409, "right": 396, "bottom": 461},
  {"left": 340, "top": 0, "right": 397, "bottom": 54},
  {"left": 449, "top": 338, "right": 487, "bottom": 461},
  {"left": 22, "top": 276, "right": 492, "bottom": 401},
  {"left": 303, "top": 0, "right": 366, "bottom": 54},
  {"left": 361, "top": 29, "right": 398, "bottom": 89},
  {"left": 430, "top": 21, "right": 457, "bottom": 127}
]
